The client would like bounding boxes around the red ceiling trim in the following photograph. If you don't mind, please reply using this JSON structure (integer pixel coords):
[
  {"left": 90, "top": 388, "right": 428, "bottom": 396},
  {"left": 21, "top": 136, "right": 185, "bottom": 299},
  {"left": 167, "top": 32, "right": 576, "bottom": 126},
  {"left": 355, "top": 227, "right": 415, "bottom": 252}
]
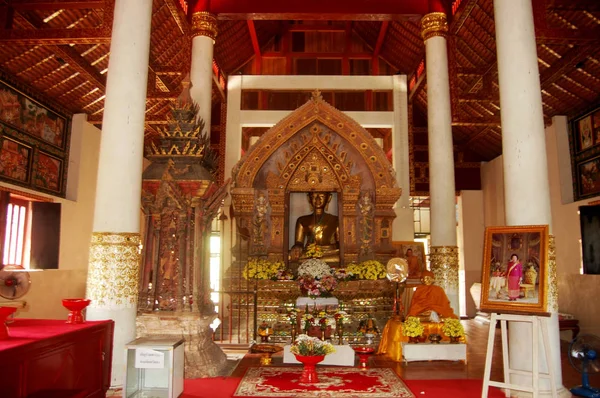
[
  {"left": 373, "top": 21, "right": 389, "bottom": 58},
  {"left": 0, "top": 28, "right": 111, "bottom": 45},
  {"left": 5, "top": 0, "right": 105, "bottom": 10}
]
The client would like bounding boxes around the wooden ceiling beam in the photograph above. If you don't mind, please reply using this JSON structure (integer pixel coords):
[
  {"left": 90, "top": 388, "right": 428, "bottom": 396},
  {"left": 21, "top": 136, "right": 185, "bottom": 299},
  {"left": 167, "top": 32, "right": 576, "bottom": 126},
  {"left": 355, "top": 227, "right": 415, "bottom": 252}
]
[
  {"left": 0, "top": 27, "right": 110, "bottom": 45},
  {"left": 449, "top": 0, "right": 477, "bottom": 35},
  {"left": 210, "top": 0, "right": 428, "bottom": 20},
  {"left": 288, "top": 24, "right": 346, "bottom": 32},
  {"left": 546, "top": 0, "right": 600, "bottom": 12},
  {"left": 164, "top": 0, "right": 190, "bottom": 35},
  {"left": 458, "top": 93, "right": 496, "bottom": 102},
  {"left": 247, "top": 20, "right": 261, "bottom": 74},
  {"left": 261, "top": 51, "right": 373, "bottom": 58},
  {"left": 373, "top": 21, "right": 389, "bottom": 58},
  {"left": 452, "top": 117, "right": 501, "bottom": 127},
  {"left": 408, "top": 71, "right": 426, "bottom": 102},
  {"left": 540, "top": 45, "right": 593, "bottom": 91},
  {"left": 5, "top": 0, "right": 104, "bottom": 10},
  {"left": 536, "top": 27, "right": 600, "bottom": 45}
]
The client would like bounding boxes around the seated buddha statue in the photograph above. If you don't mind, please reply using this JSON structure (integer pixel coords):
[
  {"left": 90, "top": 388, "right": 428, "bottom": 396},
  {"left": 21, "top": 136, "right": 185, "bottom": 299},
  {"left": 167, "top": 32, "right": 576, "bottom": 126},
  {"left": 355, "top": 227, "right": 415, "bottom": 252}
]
[
  {"left": 289, "top": 192, "right": 340, "bottom": 264},
  {"left": 407, "top": 270, "right": 458, "bottom": 320}
]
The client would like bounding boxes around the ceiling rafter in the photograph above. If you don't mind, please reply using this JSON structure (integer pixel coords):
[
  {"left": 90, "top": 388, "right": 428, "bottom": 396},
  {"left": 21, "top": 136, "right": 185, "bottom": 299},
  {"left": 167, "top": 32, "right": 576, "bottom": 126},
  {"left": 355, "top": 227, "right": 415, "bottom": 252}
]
[{"left": 5, "top": 0, "right": 105, "bottom": 10}]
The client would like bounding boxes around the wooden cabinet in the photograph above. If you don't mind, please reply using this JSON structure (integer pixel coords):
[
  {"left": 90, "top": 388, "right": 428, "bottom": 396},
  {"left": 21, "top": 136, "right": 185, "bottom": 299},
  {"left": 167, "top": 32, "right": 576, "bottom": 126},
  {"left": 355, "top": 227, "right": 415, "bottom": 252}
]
[{"left": 0, "top": 319, "right": 114, "bottom": 398}]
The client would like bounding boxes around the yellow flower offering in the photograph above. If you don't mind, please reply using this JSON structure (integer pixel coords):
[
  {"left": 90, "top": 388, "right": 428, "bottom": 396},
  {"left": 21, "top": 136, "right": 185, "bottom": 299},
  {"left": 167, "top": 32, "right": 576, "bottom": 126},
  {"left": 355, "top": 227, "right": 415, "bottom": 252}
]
[
  {"left": 242, "top": 257, "right": 285, "bottom": 280},
  {"left": 402, "top": 316, "right": 425, "bottom": 337},
  {"left": 441, "top": 318, "right": 465, "bottom": 338}
]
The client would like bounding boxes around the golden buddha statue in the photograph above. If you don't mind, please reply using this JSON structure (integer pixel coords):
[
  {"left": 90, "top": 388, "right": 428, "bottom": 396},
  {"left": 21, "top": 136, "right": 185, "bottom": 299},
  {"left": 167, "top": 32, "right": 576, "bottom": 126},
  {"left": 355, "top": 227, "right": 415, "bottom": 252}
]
[
  {"left": 290, "top": 192, "right": 340, "bottom": 263},
  {"left": 407, "top": 270, "right": 458, "bottom": 320}
]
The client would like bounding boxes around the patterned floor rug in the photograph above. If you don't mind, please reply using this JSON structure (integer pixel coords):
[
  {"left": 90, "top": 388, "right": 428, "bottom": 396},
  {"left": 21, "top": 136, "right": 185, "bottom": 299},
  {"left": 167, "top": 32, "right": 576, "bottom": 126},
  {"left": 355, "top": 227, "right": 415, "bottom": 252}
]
[{"left": 233, "top": 366, "right": 415, "bottom": 397}]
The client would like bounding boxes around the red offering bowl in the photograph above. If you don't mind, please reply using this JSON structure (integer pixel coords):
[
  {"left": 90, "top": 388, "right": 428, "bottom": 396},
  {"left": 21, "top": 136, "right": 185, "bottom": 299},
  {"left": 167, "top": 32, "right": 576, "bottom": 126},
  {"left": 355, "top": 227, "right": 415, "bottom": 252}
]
[
  {"left": 0, "top": 306, "right": 17, "bottom": 339},
  {"left": 62, "top": 299, "right": 91, "bottom": 324},
  {"left": 352, "top": 346, "right": 375, "bottom": 368},
  {"left": 294, "top": 354, "right": 325, "bottom": 383}
]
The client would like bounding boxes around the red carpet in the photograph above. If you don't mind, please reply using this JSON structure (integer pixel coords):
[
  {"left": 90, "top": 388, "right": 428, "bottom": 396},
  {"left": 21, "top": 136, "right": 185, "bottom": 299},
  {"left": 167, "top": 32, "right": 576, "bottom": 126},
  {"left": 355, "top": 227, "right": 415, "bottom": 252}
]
[
  {"left": 234, "top": 366, "right": 414, "bottom": 397},
  {"left": 182, "top": 376, "right": 506, "bottom": 398}
]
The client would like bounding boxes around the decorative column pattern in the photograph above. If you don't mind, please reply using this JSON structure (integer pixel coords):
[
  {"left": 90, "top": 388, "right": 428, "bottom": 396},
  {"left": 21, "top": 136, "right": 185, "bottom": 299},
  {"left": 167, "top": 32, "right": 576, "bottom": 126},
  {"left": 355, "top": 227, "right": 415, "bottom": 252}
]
[
  {"left": 494, "top": 0, "right": 567, "bottom": 396},
  {"left": 190, "top": 11, "right": 218, "bottom": 137},
  {"left": 85, "top": 0, "right": 152, "bottom": 387},
  {"left": 421, "top": 12, "right": 460, "bottom": 316}
]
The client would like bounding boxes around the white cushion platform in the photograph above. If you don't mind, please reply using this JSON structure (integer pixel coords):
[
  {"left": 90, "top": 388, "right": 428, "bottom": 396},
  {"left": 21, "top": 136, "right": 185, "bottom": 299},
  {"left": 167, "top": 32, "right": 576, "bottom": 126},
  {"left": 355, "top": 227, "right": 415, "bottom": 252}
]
[
  {"left": 283, "top": 344, "right": 355, "bottom": 366},
  {"left": 401, "top": 342, "right": 467, "bottom": 363},
  {"left": 296, "top": 297, "right": 339, "bottom": 309}
]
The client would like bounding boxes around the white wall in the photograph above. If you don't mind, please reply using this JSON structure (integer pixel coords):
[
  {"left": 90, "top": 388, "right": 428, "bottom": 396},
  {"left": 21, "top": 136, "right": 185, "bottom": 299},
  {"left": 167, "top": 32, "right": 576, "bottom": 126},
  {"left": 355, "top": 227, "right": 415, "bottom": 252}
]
[
  {"left": 4, "top": 115, "right": 101, "bottom": 320},
  {"left": 458, "top": 191, "right": 485, "bottom": 317},
  {"left": 480, "top": 118, "right": 600, "bottom": 337}
]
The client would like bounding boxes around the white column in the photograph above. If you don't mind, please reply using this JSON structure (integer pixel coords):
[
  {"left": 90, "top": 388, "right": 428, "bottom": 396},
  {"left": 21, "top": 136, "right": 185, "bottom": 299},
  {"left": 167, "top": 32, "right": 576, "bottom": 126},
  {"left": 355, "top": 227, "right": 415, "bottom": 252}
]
[
  {"left": 422, "top": 12, "right": 460, "bottom": 316},
  {"left": 392, "top": 75, "right": 414, "bottom": 241},
  {"left": 190, "top": 12, "right": 218, "bottom": 136},
  {"left": 494, "top": 0, "right": 567, "bottom": 396},
  {"left": 85, "top": 0, "right": 152, "bottom": 387}
]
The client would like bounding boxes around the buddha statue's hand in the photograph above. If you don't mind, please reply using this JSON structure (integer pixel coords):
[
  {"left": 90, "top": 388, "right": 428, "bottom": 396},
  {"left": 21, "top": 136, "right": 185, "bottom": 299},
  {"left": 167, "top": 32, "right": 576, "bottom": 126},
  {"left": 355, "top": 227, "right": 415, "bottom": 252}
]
[{"left": 289, "top": 245, "right": 303, "bottom": 261}]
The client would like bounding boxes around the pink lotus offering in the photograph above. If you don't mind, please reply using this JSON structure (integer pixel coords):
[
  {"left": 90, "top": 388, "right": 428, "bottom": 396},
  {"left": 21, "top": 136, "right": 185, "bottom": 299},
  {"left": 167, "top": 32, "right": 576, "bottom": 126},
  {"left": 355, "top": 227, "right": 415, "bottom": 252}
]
[
  {"left": 62, "top": 299, "right": 91, "bottom": 324},
  {"left": 0, "top": 306, "right": 17, "bottom": 339}
]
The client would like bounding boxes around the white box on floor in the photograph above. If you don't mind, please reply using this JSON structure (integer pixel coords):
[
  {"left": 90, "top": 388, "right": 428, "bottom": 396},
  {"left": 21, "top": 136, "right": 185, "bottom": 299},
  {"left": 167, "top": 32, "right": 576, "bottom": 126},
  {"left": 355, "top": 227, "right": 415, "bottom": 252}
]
[
  {"left": 283, "top": 344, "right": 355, "bottom": 366},
  {"left": 124, "top": 337, "right": 185, "bottom": 398},
  {"left": 401, "top": 342, "right": 467, "bottom": 363}
]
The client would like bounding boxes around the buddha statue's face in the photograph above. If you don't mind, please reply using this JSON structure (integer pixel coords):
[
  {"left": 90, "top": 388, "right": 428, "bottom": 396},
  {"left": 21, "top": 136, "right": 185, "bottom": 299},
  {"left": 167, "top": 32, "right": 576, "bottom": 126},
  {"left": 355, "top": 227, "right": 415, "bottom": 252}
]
[{"left": 308, "top": 192, "right": 330, "bottom": 211}]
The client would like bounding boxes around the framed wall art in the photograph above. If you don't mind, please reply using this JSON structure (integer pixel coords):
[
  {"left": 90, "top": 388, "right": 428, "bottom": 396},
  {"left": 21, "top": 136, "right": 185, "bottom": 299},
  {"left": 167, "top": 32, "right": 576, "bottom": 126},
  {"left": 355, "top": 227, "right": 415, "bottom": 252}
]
[
  {"left": 34, "top": 151, "right": 63, "bottom": 194},
  {"left": 391, "top": 241, "right": 426, "bottom": 283},
  {"left": 0, "top": 75, "right": 70, "bottom": 197},
  {"left": 0, "top": 136, "right": 31, "bottom": 184},
  {"left": 480, "top": 225, "right": 549, "bottom": 315}
]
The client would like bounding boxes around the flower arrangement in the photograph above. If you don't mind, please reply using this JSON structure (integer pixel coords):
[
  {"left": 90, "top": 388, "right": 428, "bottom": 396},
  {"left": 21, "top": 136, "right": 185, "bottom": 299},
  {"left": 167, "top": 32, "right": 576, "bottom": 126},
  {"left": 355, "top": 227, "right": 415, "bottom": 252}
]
[
  {"left": 286, "top": 308, "right": 299, "bottom": 325},
  {"left": 290, "top": 334, "right": 336, "bottom": 357},
  {"left": 242, "top": 258, "right": 285, "bottom": 280},
  {"left": 441, "top": 318, "right": 465, "bottom": 338},
  {"left": 301, "top": 312, "right": 315, "bottom": 332},
  {"left": 304, "top": 243, "right": 323, "bottom": 259},
  {"left": 334, "top": 268, "right": 353, "bottom": 281},
  {"left": 318, "top": 311, "right": 328, "bottom": 330},
  {"left": 346, "top": 260, "right": 386, "bottom": 280},
  {"left": 275, "top": 269, "right": 295, "bottom": 280},
  {"left": 297, "top": 258, "right": 333, "bottom": 279},
  {"left": 297, "top": 259, "right": 337, "bottom": 298},
  {"left": 333, "top": 310, "right": 349, "bottom": 326},
  {"left": 402, "top": 316, "right": 425, "bottom": 338}
]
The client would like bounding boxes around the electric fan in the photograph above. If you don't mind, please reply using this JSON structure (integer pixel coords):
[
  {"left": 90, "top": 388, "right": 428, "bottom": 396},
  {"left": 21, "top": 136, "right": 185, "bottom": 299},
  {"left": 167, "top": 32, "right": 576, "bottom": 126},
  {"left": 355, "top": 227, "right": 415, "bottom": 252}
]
[
  {"left": 569, "top": 334, "right": 600, "bottom": 398},
  {"left": 0, "top": 269, "right": 31, "bottom": 300}
]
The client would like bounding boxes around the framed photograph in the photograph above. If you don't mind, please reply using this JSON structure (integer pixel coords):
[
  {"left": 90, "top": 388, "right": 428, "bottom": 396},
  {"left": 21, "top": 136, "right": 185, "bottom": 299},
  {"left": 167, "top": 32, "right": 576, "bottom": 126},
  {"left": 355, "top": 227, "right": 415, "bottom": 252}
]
[
  {"left": 577, "top": 156, "right": 600, "bottom": 198},
  {"left": 0, "top": 136, "right": 32, "bottom": 183},
  {"left": 579, "top": 115, "right": 594, "bottom": 151},
  {"left": 593, "top": 110, "right": 600, "bottom": 145},
  {"left": 391, "top": 241, "right": 426, "bottom": 283},
  {"left": 480, "top": 225, "right": 549, "bottom": 315},
  {"left": 33, "top": 151, "right": 63, "bottom": 193},
  {"left": 0, "top": 80, "right": 67, "bottom": 148}
]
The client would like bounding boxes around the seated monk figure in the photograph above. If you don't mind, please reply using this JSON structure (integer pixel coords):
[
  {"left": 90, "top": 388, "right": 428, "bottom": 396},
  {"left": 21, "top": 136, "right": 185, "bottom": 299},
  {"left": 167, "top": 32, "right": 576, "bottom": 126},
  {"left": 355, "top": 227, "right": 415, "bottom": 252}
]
[
  {"left": 290, "top": 192, "right": 340, "bottom": 264},
  {"left": 407, "top": 270, "right": 458, "bottom": 320}
]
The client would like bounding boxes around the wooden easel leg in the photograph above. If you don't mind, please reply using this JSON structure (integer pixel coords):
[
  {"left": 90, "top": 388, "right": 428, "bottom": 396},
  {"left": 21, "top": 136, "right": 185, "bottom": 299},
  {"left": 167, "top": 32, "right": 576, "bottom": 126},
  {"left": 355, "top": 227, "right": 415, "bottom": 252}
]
[
  {"left": 482, "top": 313, "right": 498, "bottom": 398},
  {"left": 501, "top": 319, "right": 510, "bottom": 397}
]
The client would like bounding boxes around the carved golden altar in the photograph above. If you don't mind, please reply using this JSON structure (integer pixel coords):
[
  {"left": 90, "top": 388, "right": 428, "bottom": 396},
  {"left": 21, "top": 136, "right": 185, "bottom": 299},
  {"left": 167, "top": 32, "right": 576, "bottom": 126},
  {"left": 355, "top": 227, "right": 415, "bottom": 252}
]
[{"left": 229, "top": 92, "right": 404, "bottom": 341}]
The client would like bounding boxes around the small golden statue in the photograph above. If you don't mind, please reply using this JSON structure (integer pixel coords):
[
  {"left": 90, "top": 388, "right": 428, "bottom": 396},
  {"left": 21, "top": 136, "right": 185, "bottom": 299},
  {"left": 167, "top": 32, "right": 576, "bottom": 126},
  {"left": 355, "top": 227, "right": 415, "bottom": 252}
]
[{"left": 290, "top": 192, "right": 340, "bottom": 264}]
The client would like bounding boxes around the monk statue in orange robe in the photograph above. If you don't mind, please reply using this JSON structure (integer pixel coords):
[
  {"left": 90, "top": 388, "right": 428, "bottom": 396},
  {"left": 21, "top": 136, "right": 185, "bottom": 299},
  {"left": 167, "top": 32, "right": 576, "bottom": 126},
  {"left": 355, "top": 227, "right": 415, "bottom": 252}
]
[{"left": 407, "top": 270, "right": 458, "bottom": 320}]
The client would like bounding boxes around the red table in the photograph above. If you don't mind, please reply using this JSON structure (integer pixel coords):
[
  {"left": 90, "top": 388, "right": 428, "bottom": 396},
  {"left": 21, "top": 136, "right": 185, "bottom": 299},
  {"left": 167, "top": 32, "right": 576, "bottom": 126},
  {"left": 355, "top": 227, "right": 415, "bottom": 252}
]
[{"left": 0, "top": 318, "right": 114, "bottom": 398}]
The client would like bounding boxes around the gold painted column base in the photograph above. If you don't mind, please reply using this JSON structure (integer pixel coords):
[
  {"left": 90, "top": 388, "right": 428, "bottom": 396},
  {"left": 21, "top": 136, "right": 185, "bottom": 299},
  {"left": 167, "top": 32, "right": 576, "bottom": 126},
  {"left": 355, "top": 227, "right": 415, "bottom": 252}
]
[
  {"left": 429, "top": 245, "right": 459, "bottom": 291},
  {"left": 87, "top": 232, "right": 141, "bottom": 308},
  {"left": 547, "top": 235, "right": 558, "bottom": 312}
]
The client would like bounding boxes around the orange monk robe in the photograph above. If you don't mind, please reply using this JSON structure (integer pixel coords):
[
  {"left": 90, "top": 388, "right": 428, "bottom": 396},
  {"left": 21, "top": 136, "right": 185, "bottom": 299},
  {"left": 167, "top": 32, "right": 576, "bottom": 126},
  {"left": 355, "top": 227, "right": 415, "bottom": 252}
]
[{"left": 407, "top": 285, "right": 458, "bottom": 319}]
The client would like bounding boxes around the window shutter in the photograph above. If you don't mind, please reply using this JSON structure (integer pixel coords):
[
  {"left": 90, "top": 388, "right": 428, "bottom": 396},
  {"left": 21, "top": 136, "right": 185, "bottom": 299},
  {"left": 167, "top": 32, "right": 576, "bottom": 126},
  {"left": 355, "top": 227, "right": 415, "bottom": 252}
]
[{"left": 30, "top": 202, "right": 61, "bottom": 270}]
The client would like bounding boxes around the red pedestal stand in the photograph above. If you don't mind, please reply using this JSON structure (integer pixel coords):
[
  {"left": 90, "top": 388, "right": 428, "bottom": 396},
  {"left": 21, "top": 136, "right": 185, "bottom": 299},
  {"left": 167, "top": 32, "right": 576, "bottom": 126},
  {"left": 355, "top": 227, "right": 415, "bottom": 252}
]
[
  {"left": 294, "top": 354, "right": 325, "bottom": 383},
  {"left": 62, "top": 299, "right": 91, "bottom": 324},
  {"left": 0, "top": 307, "right": 16, "bottom": 339}
]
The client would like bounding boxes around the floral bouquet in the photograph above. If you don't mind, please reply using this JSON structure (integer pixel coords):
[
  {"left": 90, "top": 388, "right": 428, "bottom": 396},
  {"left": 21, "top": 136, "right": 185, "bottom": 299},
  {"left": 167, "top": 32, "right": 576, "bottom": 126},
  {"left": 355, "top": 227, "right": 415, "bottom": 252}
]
[
  {"left": 286, "top": 308, "right": 299, "bottom": 325},
  {"left": 297, "top": 259, "right": 337, "bottom": 298},
  {"left": 275, "top": 269, "right": 294, "bottom": 280},
  {"left": 333, "top": 310, "right": 349, "bottom": 326},
  {"left": 346, "top": 260, "right": 386, "bottom": 280},
  {"left": 301, "top": 312, "right": 315, "bottom": 332},
  {"left": 242, "top": 257, "right": 285, "bottom": 280},
  {"left": 334, "top": 268, "right": 353, "bottom": 281},
  {"left": 304, "top": 243, "right": 323, "bottom": 259},
  {"left": 318, "top": 311, "right": 328, "bottom": 330},
  {"left": 441, "top": 318, "right": 465, "bottom": 338},
  {"left": 290, "top": 334, "right": 336, "bottom": 357},
  {"left": 402, "top": 316, "right": 425, "bottom": 338}
]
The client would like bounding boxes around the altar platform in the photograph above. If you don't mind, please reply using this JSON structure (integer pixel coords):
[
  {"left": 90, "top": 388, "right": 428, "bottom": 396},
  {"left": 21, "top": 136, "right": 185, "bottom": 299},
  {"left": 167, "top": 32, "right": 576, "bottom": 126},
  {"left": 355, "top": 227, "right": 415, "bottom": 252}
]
[
  {"left": 401, "top": 342, "right": 467, "bottom": 363},
  {"left": 0, "top": 318, "right": 114, "bottom": 398}
]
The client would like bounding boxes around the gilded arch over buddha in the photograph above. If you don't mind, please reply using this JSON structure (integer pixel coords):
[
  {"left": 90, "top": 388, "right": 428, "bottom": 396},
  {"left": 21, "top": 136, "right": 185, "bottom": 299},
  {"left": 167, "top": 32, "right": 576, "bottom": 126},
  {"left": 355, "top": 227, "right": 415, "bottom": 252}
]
[{"left": 231, "top": 91, "right": 401, "bottom": 264}]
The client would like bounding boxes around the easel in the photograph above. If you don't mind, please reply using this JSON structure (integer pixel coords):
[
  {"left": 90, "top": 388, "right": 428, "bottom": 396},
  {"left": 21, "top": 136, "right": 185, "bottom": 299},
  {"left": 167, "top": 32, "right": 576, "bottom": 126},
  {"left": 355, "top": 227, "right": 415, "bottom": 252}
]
[{"left": 481, "top": 313, "right": 557, "bottom": 398}]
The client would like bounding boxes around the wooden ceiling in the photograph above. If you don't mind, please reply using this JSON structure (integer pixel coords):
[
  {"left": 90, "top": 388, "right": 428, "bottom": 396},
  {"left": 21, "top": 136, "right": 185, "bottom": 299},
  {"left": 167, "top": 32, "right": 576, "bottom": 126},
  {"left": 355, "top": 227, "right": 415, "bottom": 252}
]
[{"left": 0, "top": 0, "right": 599, "bottom": 192}]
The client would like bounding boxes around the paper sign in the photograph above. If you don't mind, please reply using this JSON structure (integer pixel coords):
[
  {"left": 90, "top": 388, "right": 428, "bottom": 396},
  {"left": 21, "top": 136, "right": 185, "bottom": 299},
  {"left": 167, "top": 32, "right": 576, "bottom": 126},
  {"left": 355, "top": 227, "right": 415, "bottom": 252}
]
[{"left": 135, "top": 348, "right": 165, "bottom": 369}]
